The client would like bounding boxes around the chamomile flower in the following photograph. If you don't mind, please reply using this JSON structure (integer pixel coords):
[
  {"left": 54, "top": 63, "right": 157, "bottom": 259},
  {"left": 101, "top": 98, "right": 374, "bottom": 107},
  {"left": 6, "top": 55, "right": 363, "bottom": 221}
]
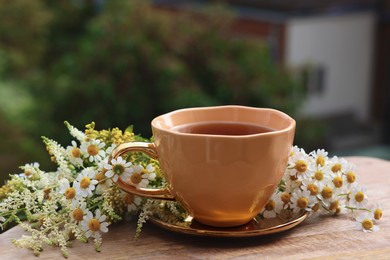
[
  {"left": 127, "top": 164, "right": 156, "bottom": 188},
  {"left": 328, "top": 156, "right": 348, "bottom": 174},
  {"left": 355, "top": 212, "right": 380, "bottom": 232},
  {"left": 311, "top": 165, "right": 331, "bottom": 186},
  {"left": 343, "top": 163, "right": 358, "bottom": 189},
  {"left": 290, "top": 189, "right": 316, "bottom": 213},
  {"left": 317, "top": 183, "right": 335, "bottom": 204},
  {"left": 58, "top": 179, "right": 80, "bottom": 201},
  {"left": 123, "top": 192, "right": 142, "bottom": 213},
  {"left": 66, "top": 141, "right": 83, "bottom": 167},
  {"left": 288, "top": 151, "right": 313, "bottom": 180},
  {"left": 309, "top": 149, "right": 328, "bottom": 167},
  {"left": 80, "top": 139, "right": 106, "bottom": 163},
  {"left": 370, "top": 203, "right": 383, "bottom": 221},
  {"left": 104, "top": 156, "right": 133, "bottom": 182},
  {"left": 331, "top": 171, "right": 345, "bottom": 192},
  {"left": 74, "top": 168, "right": 98, "bottom": 197},
  {"left": 301, "top": 178, "right": 320, "bottom": 196},
  {"left": 81, "top": 209, "right": 109, "bottom": 238},
  {"left": 95, "top": 171, "right": 113, "bottom": 195},
  {"left": 262, "top": 192, "right": 284, "bottom": 218},
  {"left": 69, "top": 200, "right": 87, "bottom": 223},
  {"left": 348, "top": 186, "right": 368, "bottom": 209}
]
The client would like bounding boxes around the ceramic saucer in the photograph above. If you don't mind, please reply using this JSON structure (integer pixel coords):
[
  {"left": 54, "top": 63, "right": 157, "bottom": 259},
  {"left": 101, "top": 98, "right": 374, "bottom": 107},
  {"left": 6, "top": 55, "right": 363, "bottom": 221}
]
[{"left": 149, "top": 211, "right": 309, "bottom": 238}]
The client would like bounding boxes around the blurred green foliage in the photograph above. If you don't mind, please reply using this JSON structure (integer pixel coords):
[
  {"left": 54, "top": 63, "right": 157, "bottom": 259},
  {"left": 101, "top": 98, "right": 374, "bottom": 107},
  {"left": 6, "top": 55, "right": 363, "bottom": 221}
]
[{"left": 0, "top": 0, "right": 308, "bottom": 182}]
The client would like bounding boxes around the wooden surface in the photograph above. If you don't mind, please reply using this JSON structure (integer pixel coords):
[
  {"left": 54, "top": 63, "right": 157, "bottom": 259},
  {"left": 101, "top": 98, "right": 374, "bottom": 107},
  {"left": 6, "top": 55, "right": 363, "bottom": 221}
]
[{"left": 1, "top": 156, "right": 389, "bottom": 259}]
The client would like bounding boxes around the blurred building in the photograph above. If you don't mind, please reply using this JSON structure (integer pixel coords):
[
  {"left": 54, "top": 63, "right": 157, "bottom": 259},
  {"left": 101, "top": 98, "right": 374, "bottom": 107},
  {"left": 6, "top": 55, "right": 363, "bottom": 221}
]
[{"left": 153, "top": 0, "right": 390, "bottom": 155}]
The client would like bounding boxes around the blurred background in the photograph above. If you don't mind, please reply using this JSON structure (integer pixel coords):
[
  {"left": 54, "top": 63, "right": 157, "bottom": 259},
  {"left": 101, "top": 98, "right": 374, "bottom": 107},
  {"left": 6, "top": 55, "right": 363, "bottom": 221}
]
[{"left": 1, "top": 0, "right": 390, "bottom": 183}]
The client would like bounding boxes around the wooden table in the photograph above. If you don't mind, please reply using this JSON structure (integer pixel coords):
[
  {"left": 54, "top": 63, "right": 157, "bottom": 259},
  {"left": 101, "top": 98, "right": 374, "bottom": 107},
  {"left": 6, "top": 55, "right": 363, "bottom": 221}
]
[{"left": 1, "top": 156, "right": 389, "bottom": 259}]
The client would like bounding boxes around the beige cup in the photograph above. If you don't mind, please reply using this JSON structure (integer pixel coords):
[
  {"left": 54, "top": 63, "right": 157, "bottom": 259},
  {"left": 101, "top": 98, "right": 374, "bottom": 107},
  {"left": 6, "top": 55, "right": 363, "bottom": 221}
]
[{"left": 111, "top": 105, "right": 295, "bottom": 227}]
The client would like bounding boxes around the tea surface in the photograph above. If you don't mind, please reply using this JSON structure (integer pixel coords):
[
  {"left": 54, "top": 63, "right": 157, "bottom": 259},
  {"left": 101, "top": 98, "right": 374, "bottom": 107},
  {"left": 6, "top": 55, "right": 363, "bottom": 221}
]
[{"left": 172, "top": 121, "right": 274, "bottom": 136}]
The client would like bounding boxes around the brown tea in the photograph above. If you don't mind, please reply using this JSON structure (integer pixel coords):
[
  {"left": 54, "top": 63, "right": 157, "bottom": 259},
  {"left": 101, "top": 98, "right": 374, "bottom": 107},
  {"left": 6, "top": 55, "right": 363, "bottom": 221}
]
[{"left": 172, "top": 121, "right": 274, "bottom": 136}]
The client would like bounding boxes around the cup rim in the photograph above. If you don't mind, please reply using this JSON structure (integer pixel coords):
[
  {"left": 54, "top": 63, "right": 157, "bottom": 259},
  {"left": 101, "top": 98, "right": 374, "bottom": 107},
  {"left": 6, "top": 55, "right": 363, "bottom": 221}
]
[{"left": 151, "top": 105, "right": 296, "bottom": 138}]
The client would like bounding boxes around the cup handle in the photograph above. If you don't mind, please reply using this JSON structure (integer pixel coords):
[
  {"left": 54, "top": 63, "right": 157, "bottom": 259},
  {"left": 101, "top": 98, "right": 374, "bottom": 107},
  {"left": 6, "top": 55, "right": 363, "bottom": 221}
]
[{"left": 109, "top": 142, "right": 175, "bottom": 201}]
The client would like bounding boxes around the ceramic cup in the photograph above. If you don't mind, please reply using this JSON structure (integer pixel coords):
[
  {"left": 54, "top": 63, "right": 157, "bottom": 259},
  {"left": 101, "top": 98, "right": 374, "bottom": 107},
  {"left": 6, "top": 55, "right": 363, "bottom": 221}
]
[{"left": 110, "top": 105, "right": 295, "bottom": 227}]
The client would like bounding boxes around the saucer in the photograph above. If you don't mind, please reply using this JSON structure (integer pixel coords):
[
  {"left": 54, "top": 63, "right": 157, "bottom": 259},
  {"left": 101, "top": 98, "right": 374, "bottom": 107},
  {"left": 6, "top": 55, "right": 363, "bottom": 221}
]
[{"left": 149, "top": 211, "right": 309, "bottom": 238}]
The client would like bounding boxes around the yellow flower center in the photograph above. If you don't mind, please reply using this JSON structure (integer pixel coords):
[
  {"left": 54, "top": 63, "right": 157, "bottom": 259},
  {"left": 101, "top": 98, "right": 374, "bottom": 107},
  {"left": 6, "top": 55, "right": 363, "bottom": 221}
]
[
  {"left": 113, "top": 164, "right": 125, "bottom": 175},
  {"left": 80, "top": 177, "right": 91, "bottom": 189},
  {"left": 331, "top": 163, "right": 342, "bottom": 173},
  {"left": 88, "top": 218, "right": 101, "bottom": 232},
  {"left": 314, "top": 170, "right": 324, "bottom": 181},
  {"left": 321, "top": 186, "right": 333, "bottom": 200},
  {"left": 72, "top": 208, "right": 84, "bottom": 221},
  {"left": 346, "top": 172, "right": 356, "bottom": 183},
  {"left": 354, "top": 192, "right": 365, "bottom": 203},
  {"left": 374, "top": 208, "right": 383, "bottom": 220},
  {"left": 71, "top": 147, "right": 81, "bottom": 158},
  {"left": 307, "top": 183, "right": 319, "bottom": 195},
  {"left": 332, "top": 176, "right": 343, "bottom": 188},
  {"left": 316, "top": 156, "right": 325, "bottom": 167},
  {"left": 312, "top": 203, "right": 320, "bottom": 212},
  {"left": 264, "top": 200, "right": 276, "bottom": 211},
  {"left": 124, "top": 193, "right": 135, "bottom": 204},
  {"left": 87, "top": 144, "right": 99, "bottom": 156},
  {"left": 281, "top": 192, "right": 292, "bottom": 204},
  {"left": 329, "top": 200, "right": 339, "bottom": 211},
  {"left": 297, "top": 197, "right": 309, "bottom": 209},
  {"left": 362, "top": 219, "right": 374, "bottom": 230},
  {"left": 65, "top": 187, "right": 76, "bottom": 199},
  {"left": 295, "top": 160, "right": 308, "bottom": 173},
  {"left": 130, "top": 173, "right": 142, "bottom": 184},
  {"left": 95, "top": 172, "right": 106, "bottom": 183}
]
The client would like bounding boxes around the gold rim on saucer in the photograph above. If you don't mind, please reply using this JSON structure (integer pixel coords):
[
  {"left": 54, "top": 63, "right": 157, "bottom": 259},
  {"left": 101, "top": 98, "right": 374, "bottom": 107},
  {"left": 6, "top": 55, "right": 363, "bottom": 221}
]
[{"left": 149, "top": 211, "right": 309, "bottom": 238}]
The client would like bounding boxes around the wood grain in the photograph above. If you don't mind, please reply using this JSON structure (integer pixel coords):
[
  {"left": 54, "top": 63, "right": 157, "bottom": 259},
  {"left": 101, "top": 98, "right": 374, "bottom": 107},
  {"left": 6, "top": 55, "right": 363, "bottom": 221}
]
[{"left": 1, "top": 156, "right": 389, "bottom": 259}]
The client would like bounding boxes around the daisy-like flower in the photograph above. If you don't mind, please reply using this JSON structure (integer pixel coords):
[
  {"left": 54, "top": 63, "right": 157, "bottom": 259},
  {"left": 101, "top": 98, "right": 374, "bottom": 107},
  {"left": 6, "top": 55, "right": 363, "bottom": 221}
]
[
  {"left": 301, "top": 178, "right": 320, "bottom": 197},
  {"left": 69, "top": 200, "right": 87, "bottom": 223},
  {"left": 343, "top": 163, "right": 358, "bottom": 189},
  {"left": 317, "top": 183, "right": 335, "bottom": 204},
  {"left": 328, "top": 156, "right": 348, "bottom": 174},
  {"left": 95, "top": 171, "right": 113, "bottom": 195},
  {"left": 290, "top": 189, "right": 317, "bottom": 213},
  {"left": 288, "top": 151, "right": 313, "bottom": 180},
  {"left": 331, "top": 171, "right": 345, "bottom": 193},
  {"left": 311, "top": 165, "right": 331, "bottom": 186},
  {"left": 310, "top": 149, "right": 329, "bottom": 167},
  {"left": 348, "top": 186, "right": 368, "bottom": 209},
  {"left": 370, "top": 203, "right": 383, "bottom": 221},
  {"left": 262, "top": 192, "right": 284, "bottom": 218},
  {"left": 81, "top": 209, "right": 109, "bottom": 238},
  {"left": 80, "top": 139, "right": 106, "bottom": 163},
  {"left": 66, "top": 141, "right": 83, "bottom": 167},
  {"left": 104, "top": 156, "right": 133, "bottom": 182},
  {"left": 126, "top": 164, "right": 156, "bottom": 188},
  {"left": 355, "top": 212, "right": 380, "bottom": 232},
  {"left": 74, "top": 168, "right": 98, "bottom": 197},
  {"left": 123, "top": 192, "right": 142, "bottom": 213},
  {"left": 58, "top": 179, "right": 80, "bottom": 201}
]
